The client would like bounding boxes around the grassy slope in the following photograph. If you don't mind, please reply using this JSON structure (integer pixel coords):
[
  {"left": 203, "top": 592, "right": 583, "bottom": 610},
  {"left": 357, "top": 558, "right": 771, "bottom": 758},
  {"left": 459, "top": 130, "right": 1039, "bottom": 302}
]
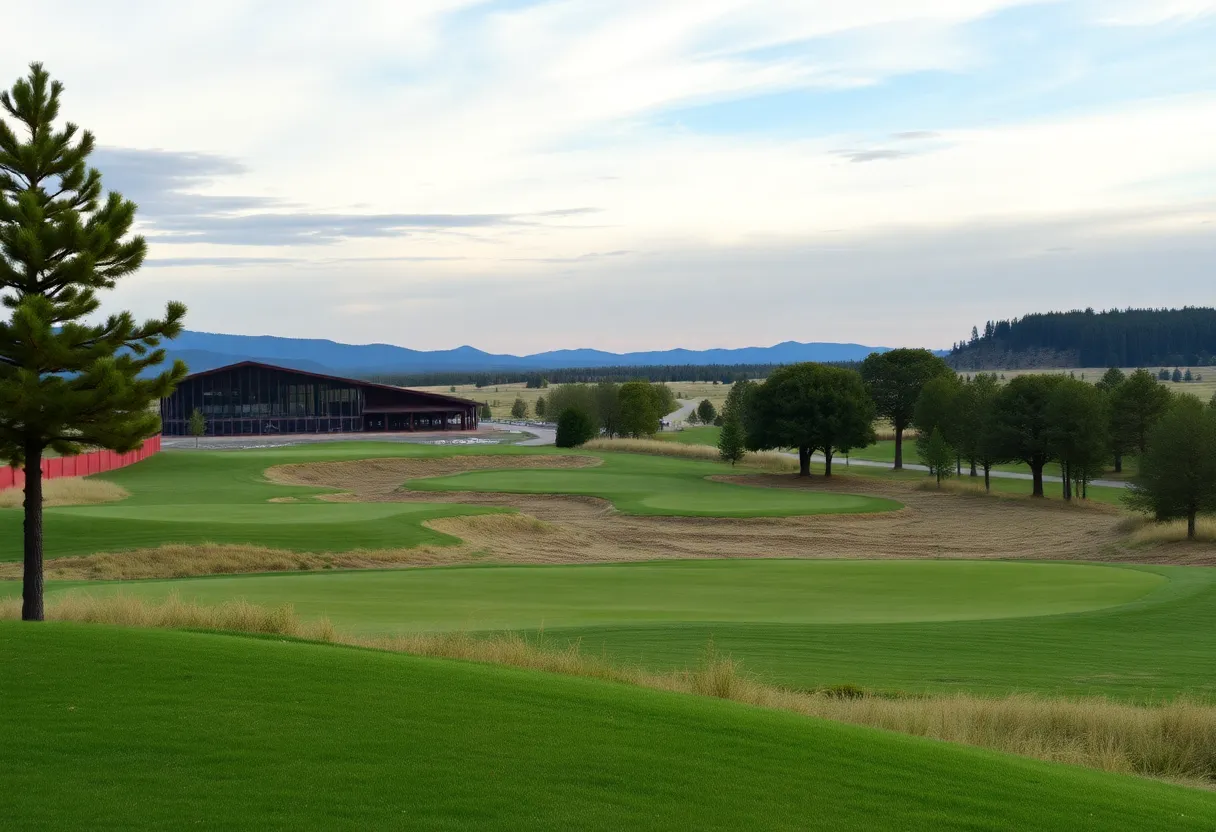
[
  {"left": 5, "top": 562, "right": 1207, "bottom": 701},
  {"left": 407, "top": 452, "right": 901, "bottom": 517},
  {"left": 5, "top": 559, "right": 1164, "bottom": 635},
  {"left": 3, "top": 623, "right": 1213, "bottom": 831}
]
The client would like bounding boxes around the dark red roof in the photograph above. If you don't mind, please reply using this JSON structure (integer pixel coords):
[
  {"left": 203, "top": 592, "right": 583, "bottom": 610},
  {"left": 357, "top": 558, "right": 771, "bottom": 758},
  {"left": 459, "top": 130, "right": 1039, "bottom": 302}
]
[{"left": 180, "top": 360, "right": 480, "bottom": 407}]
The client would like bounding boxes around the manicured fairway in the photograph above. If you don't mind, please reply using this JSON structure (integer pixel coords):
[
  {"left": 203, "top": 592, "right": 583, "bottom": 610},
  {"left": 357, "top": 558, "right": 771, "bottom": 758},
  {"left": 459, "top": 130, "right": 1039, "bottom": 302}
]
[
  {"left": 3, "top": 623, "right": 1213, "bottom": 830},
  {"left": 6, "top": 561, "right": 1205, "bottom": 701},
  {"left": 13, "top": 560, "right": 1164, "bottom": 635},
  {"left": 407, "top": 452, "right": 901, "bottom": 516}
]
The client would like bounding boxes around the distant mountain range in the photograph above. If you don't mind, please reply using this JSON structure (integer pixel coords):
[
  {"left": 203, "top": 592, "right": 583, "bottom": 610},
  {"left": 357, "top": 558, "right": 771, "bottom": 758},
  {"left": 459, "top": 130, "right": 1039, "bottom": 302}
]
[{"left": 159, "top": 331, "right": 895, "bottom": 376}]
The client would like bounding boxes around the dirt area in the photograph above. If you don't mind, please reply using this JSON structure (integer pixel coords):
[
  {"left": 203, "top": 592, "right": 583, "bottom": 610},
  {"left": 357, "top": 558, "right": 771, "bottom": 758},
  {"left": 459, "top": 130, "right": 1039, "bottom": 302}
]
[
  {"left": 266, "top": 453, "right": 600, "bottom": 492},
  {"left": 267, "top": 457, "right": 1208, "bottom": 567}
]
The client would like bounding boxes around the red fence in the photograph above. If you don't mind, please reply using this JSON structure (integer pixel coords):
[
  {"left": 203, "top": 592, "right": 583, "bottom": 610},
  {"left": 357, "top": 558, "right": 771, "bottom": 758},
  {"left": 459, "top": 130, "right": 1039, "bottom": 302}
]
[{"left": 0, "top": 435, "right": 161, "bottom": 491}]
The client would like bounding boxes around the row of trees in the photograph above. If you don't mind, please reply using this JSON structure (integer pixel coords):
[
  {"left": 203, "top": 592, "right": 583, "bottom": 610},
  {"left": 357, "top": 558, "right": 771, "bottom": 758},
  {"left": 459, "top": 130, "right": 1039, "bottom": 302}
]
[
  {"left": 549, "top": 381, "right": 678, "bottom": 446},
  {"left": 911, "top": 367, "right": 1178, "bottom": 497}
]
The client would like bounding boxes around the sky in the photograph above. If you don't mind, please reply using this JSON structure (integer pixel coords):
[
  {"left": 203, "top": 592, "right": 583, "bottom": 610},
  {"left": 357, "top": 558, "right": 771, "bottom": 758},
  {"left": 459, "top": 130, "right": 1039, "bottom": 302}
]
[{"left": 5, "top": 0, "right": 1216, "bottom": 353}]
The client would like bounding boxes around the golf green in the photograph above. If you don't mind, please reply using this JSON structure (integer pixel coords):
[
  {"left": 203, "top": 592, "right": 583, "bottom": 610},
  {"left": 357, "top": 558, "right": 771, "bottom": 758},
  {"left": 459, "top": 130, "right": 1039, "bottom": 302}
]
[
  {"left": 406, "top": 452, "right": 900, "bottom": 516},
  {"left": 3, "top": 623, "right": 1213, "bottom": 830},
  {"left": 16, "top": 560, "right": 1163, "bottom": 635}
]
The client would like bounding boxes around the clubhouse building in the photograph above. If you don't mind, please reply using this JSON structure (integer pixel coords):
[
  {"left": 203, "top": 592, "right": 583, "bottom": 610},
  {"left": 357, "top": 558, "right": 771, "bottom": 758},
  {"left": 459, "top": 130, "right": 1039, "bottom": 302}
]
[{"left": 160, "top": 361, "right": 482, "bottom": 437}]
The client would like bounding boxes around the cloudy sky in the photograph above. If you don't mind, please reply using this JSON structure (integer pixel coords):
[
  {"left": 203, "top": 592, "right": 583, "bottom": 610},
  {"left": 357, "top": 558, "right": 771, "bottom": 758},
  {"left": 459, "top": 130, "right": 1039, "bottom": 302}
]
[{"left": 6, "top": 1, "right": 1216, "bottom": 353}]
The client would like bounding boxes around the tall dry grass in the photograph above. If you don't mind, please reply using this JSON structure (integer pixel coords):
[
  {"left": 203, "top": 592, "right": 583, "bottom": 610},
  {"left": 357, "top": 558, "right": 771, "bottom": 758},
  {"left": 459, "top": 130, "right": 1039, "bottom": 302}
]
[
  {"left": 1129, "top": 517, "right": 1216, "bottom": 545},
  {"left": 0, "top": 542, "right": 471, "bottom": 582},
  {"left": 5, "top": 593, "right": 1215, "bottom": 786},
  {"left": 583, "top": 438, "right": 798, "bottom": 472},
  {"left": 0, "top": 477, "right": 128, "bottom": 508}
]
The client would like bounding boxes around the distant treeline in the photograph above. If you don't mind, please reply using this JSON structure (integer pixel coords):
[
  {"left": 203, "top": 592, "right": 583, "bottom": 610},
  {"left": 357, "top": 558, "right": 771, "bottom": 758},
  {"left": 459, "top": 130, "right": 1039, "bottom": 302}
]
[
  {"left": 948, "top": 307, "right": 1216, "bottom": 369},
  {"left": 364, "top": 363, "right": 824, "bottom": 388}
]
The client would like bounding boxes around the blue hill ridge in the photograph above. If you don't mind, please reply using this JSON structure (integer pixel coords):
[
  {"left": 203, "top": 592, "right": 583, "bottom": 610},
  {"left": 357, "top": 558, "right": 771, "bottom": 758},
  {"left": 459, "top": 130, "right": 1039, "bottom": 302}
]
[{"left": 160, "top": 331, "right": 896, "bottom": 376}]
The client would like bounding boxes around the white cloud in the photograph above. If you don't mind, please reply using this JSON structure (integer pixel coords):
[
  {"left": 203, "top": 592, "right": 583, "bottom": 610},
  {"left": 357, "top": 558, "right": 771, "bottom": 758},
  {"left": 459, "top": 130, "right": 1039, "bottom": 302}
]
[{"left": 3, "top": 1, "right": 1215, "bottom": 350}]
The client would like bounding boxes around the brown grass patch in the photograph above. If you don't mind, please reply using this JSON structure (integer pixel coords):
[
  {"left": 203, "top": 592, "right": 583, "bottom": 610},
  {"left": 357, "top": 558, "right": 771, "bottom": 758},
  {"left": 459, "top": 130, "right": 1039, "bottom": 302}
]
[
  {"left": 267, "top": 454, "right": 600, "bottom": 499},
  {"left": 0, "top": 542, "right": 480, "bottom": 581},
  {"left": 0, "top": 477, "right": 128, "bottom": 508},
  {"left": 5, "top": 593, "right": 1215, "bottom": 787},
  {"left": 582, "top": 438, "right": 798, "bottom": 472},
  {"left": 1128, "top": 517, "right": 1216, "bottom": 546}
]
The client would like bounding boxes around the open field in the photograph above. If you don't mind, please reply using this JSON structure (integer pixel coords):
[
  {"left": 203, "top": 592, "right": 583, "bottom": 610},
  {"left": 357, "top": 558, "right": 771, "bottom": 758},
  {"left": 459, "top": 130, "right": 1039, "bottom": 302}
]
[
  {"left": 4, "top": 622, "right": 1215, "bottom": 830},
  {"left": 419, "top": 380, "right": 704, "bottom": 421}
]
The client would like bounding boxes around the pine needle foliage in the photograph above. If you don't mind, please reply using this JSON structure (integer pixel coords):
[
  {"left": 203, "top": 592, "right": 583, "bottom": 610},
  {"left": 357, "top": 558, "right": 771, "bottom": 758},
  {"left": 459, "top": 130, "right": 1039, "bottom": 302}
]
[{"left": 0, "top": 63, "right": 187, "bottom": 620}]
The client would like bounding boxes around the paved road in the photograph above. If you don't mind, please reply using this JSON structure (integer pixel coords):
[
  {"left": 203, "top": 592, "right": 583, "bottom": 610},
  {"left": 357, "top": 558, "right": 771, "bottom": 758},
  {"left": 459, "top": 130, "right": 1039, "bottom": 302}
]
[
  {"left": 665, "top": 399, "right": 697, "bottom": 425},
  {"left": 481, "top": 421, "right": 556, "bottom": 446},
  {"left": 807, "top": 451, "right": 1128, "bottom": 489}
]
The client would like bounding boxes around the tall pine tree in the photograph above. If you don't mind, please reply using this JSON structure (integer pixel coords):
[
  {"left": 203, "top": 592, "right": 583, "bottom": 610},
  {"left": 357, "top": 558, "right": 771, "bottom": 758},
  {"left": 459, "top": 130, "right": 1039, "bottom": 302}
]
[{"left": 0, "top": 64, "right": 186, "bottom": 621}]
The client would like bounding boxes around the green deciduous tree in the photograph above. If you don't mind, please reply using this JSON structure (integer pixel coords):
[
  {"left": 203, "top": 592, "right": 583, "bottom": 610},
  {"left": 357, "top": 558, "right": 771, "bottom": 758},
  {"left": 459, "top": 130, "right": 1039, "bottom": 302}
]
[
  {"left": 717, "top": 412, "right": 746, "bottom": 466},
  {"left": 696, "top": 398, "right": 716, "bottom": 426},
  {"left": 912, "top": 375, "right": 963, "bottom": 474},
  {"left": 555, "top": 408, "right": 597, "bottom": 448},
  {"left": 860, "top": 348, "right": 953, "bottom": 469},
  {"left": 1111, "top": 369, "right": 1172, "bottom": 460},
  {"left": 747, "top": 363, "right": 875, "bottom": 476},
  {"left": 618, "top": 381, "right": 660, "bottom": 438},
  {"left": 921, "top": 428, "right": 954, "bottom": 486},
  {"left": 992, "top": 374, "right": 1062, "bottom": 497},
  {"left": 510, "top": 398, "right": 528, "bottom": 419},
  {"left": 0, "top": 64, "right": 187, "bottom": 621},
  {"left": 188, "top": 408, "right": 206, "bottom": 449},
  {"left": 1046, "top": 377, "right": 1109, "bottom": 500},
  {"left": 1096, "top": 368, "right": 1129, "bottom": 472},
  {"left": 1125, "top": 395, "right": 1216, "bottom": 538},
  {"left": 594, "top": 381, "right": 621, "bottom": 437},
  {"left": 534, "top": 395, "right": 547, "bottom": 419},
  {"left": 479, "top": 403, "right": 492, "bottom": 421},
  {"left": 958, "top": 373, "right": 1004, "bottom": 491}
]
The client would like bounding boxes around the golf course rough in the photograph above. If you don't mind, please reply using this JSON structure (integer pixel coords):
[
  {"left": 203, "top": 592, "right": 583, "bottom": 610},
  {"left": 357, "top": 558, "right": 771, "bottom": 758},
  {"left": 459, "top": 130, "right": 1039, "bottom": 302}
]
[
  {"left": 0, "top": 444, "right": 901, "bottom": 561},
  {"left": 3, "top": 622, "right": 1215, "bottom": 831}
]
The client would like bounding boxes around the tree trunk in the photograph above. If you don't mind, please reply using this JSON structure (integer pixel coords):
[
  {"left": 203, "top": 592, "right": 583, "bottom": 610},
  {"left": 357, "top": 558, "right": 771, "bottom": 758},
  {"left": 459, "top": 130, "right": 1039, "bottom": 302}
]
[
  {"left": 1188, "top": 510, "right": 1197, "bottom": 540},
  {"left": 22, "top": 442, "right": 45, "bottom": 621},
  {"left": 893, "top": 427, "right": 904, "bottom": 470},
  {"left": 1113, "top": 452, "right": 1122, "bottom": 474},
  {"left": 983, "top": 464, "right": 991, "bottom": 492},
  {"left": 956, "top": 454, "right": 962, "bottom": 476},
  {"left": 1031, "top": 463, "right": 1044, "bottom": 497},
  {"left": 1062, "top": 462, "right": 1071, "bottom": 501},
  {"left": 970, "top": 458, "right": 977, "bottom": 477},
  {"left": 798, "top": 446, "right": 810, "bottom": 477},
  {"left": 823, "top": 449, "right": 833, "bottom": 477}
]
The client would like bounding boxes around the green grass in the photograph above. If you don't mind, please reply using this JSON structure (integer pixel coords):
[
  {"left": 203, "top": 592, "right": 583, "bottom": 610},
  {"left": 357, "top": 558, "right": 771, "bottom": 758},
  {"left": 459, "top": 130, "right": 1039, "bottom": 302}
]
[
  {"left": 3, "top": 622, "right": 1213, "bottom": 830},
  {"left": 657, "top": 425, "right": 722, "bottom": 445},
  {"left": 0, "top": 443, "right": 530, "bottom": 561},
  {"left": 407, "top": 452, "right": 901, "bottom": 517},
  {"left": 8, "top": 560, "right": 1210, "bottom": 701},
  {"left": 0, "top": 443, "right": 900, "bottom": 560},
  {"left": 5, "top": 559, "right": 1163, "bottom": 635}
]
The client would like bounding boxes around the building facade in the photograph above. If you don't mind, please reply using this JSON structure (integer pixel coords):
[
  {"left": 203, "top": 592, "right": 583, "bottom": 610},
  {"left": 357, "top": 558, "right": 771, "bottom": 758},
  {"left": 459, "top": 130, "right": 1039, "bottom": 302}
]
[{"left": 160, "top": 361, "right": 481, "bottom": 437}]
